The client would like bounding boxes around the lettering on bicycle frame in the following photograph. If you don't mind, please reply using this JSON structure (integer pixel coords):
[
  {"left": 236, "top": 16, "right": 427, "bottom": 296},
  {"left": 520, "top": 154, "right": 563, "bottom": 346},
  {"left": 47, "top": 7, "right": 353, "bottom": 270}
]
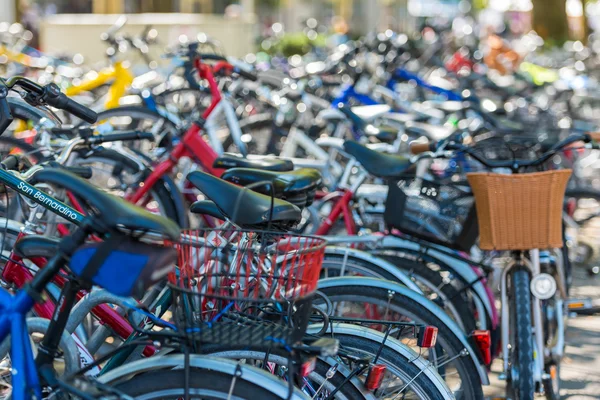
[{"left": 17, "top": 181, "right": 80, "bottom": 221}]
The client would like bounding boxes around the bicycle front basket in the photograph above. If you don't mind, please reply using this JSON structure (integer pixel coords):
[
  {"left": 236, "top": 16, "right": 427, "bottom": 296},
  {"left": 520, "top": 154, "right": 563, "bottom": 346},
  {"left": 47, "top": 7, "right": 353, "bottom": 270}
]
[
  {"left": 467, "top": 169, "right": 572, "bottom": 251},
  {"left": 384, "top": 176, "right": 477, "bottom": 251}
]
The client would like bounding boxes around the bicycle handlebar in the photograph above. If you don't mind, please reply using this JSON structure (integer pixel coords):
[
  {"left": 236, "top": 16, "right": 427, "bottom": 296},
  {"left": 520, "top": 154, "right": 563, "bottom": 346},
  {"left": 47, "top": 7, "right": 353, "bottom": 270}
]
[
  {"left": 4, "top": 77, "right": 97, "bottom": 124},
  {"left": 410, "top": 131, "right": 596, "bottom": 169}
]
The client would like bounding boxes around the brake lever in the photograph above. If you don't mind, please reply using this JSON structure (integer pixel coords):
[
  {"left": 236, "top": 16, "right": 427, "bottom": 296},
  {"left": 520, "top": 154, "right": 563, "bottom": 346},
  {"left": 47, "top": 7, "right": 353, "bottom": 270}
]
[{"left": 21, "top": 91, "right": 63, "bottom": 125}]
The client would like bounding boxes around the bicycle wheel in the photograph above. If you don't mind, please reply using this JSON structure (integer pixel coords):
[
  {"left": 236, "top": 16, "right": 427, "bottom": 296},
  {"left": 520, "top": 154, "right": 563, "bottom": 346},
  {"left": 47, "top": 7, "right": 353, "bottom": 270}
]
[
  {"left": 99, "top": 355, "right": 309, "bottom": 400},
  {"left": 92, "top": 106, "right": 179, "bottom": 152},
  {"left": 316, "top": 279, "right": 485, "bottom": 400},
  {"left": 325, "top": 324, "right": 453, "bottom": 400},
  {"left": 507, "top": 268, "right": 535, "bottom": 400},
  {"left": 70, "top": 148, "right": 186, "bottom": 226},
  {"left": 202, "top": 348, "right": 368, "bottom": 400},
  {"left": 321, "top": 252, "right": 477, "bottom": 334},
  {"left": 564, "top": 188, "right": 600, "bottom": 265}
]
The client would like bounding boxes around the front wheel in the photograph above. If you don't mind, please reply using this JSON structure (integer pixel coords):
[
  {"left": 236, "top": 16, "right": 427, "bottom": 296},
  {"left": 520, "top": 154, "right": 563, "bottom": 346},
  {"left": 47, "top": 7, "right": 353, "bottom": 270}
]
[{"left": 508, "top": 268, "right": 535, "bottom": 400}]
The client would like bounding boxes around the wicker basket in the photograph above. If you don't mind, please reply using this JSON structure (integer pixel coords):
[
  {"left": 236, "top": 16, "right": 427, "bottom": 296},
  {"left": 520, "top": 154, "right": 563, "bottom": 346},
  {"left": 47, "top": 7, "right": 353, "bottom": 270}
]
[{"left": 467, "top": 170, "right": 572, "bottom": 251}]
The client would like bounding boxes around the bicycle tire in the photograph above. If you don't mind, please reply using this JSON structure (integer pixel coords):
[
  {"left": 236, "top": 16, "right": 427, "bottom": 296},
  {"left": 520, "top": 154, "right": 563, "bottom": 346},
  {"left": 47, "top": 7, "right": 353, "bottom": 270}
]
[
  {"left": 112, "top": 368, "right": 298, "bottom": 399},
  {"left": 202, "top": 348, "right": 368, "bottom": 400},
  {"left": 70, "top": 148, "right": 186, "bottom": 226},
  {"left": 508, "top": 268, "right": 535, "bottom": 400},
  {"left": 92, "top": 106, "right": 178, "bottom": 150},
  {"left": 100, "top": 355, "right": 309, "bottom": 400},
  {"left": 374, "top": 252, "right": 478, "bottom": 334},
  {"left": 330, "top": 326, "right": 452, "bottom": 399},
  {"left": 317, "top": 281, "right": 484, "bottom": 400},
  {"left": 320, "top": 252, "right": 472, "bottom": 332}
]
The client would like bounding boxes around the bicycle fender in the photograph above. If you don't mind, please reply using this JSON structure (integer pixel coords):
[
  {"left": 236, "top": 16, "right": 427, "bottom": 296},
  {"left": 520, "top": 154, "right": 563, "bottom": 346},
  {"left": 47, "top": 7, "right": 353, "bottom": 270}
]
[
  {"left": 380, "top": 236, "right": 494, "bottom": 328},
  {"left": 324, "top": 246, "right": 422, "bottom": 293},
  {"left": 318, "top": 276, "right": 490, "bottom": 386}
]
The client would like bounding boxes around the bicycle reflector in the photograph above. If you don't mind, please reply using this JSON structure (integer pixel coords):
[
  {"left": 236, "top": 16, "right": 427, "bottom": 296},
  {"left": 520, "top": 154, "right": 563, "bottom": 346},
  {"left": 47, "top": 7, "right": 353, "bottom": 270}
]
[
  {"left": 365, "top": 365, "right": 387, "bottom": 391},
  {"left": 417, "top": 326, "right": 438, "bottom": 348},
  {"left": 472, "top": 330, "right": 492, "bottom": 365},
  {"left": 300, "top": 358, "right": 316, "bottom": 377}
]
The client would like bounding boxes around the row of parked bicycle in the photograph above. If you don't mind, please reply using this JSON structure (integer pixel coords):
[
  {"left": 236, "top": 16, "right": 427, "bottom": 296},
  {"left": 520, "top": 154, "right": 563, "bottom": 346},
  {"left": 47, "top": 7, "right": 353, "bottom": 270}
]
[{"left": 1, "top": 16, "right": 600, "bottom": 399}]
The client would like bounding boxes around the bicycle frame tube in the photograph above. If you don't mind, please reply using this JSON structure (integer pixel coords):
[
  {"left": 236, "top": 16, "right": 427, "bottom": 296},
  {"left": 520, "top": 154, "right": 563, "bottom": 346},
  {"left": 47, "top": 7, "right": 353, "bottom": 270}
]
[
  {"left": 391, "top": 68, "right": 463, "bottom": 101},
  {"left": 315, "top": 189, "right": 357, "bottom": 235},
  {"left": 0, "top": 289, "right": 40, "bottom": 399},
  {"left": 0, "top": 169, "right": 84, "bottom": 224},
  {"left": 331, "top": 83, "right": 380, "bottom": 106},
  {"left": 105, "top": 62, "right": 134, "bottom": 109},
  {"left": 1, "top": 239, "right": 156, "bottom": 359},
  {"left": 128, "top": 59, "right": 226, "bottom": 203},
  {"left": 128, "top": 123, "right": 223, "bottom": 204},
  {"left": 65, "top": 66, "right": 116, "bottom": 96}
]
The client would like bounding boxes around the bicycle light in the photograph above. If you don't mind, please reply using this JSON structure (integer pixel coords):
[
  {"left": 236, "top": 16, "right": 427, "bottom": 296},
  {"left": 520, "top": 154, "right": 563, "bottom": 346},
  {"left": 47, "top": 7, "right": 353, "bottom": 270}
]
[
  {"left": 417, "top": 326, "right": 438, "bottom": 348},
  {"left": 365, "top": 364, "right": 387, "bottom": 391},
  {"left": 530, "top": 273, "right": 557, "bottom": 300},
  {"left": 472, "top": 330, "right": 492, "bottom": 365}
]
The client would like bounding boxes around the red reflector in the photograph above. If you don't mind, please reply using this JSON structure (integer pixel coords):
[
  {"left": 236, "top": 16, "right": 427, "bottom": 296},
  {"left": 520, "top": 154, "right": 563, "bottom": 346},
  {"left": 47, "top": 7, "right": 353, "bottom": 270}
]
[
  {"left": 472, "top": 330, "right": 492, "bottom": 365},
  {"left": 566, "top": 198, "right": 576, "bottom": 217},
  {"left": 417, "top": 326, "right": 438, "bottom": 348},
  {"left": 365, "top": 364, "right": 386, "bottom": 391},
  {"left": 300, "top": 358, "right": 316, "bottom": 377}
]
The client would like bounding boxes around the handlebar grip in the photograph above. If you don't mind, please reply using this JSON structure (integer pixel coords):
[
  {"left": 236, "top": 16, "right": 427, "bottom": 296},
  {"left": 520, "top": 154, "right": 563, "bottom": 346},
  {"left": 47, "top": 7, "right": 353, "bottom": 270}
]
[
  {"left": 59, "top": 95, "right": 98, "bottom": 124},
  {"left": 234, "top": 67, "right": 258, "bottom": 82},
  {"left": 62, "top": 166, "right": 93, "bottom": 179},
  {"left": 1, "top": 155, "right": 20, "bottom": 171},
  {"left": 588, "top": 132, "right": 600, "bottom": 142},
  {"left": 43, "top": 84, "right": 97, "bottom": 124},
  {"left": 89, "top": 131, "right": 155, "bottom": 144},
  {"left": 409, "top": 141, "right": 436, "bottom": 155}
]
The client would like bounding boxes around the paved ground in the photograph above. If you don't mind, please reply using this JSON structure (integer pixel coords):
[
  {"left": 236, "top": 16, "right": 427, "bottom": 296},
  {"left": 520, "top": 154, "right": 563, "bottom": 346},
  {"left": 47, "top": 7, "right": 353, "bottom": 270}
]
[{"left": 484, "top": 265, "right": 600, "bottom": 399}]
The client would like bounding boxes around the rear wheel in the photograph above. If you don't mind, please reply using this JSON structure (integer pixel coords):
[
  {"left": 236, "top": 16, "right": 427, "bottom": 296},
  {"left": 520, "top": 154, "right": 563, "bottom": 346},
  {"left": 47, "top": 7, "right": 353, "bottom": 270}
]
[
  {"left": 316, "top": 281, "right": 484, "bottom": 399},
  {"left": 71, "top": 149, "right": 186, "bottom": 226},
  {"left": 92, "top": 106, "right": 179, "bottom": 153},
  {"left": 112, "top": 368, "right": 296, "bottom": 399}
]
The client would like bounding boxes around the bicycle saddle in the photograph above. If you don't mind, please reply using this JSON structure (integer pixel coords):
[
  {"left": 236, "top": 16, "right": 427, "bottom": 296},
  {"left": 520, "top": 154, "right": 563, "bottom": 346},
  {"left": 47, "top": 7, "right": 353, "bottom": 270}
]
[
  {"left": 221, "top": 167, "right": 322, "bottom": 208},
  {"left": 33, "top": 168, "right": 181, "bottom": 240},
  {"left": 404, "top": 121, "right": 455, "bottom": 142},
  {"left": 213, "top": 153, "right": 294, "bottom": 172},
  {"left": 349, "top": 105, "right": 392, "bottom": 122},
  {"left": 187, "top": 171, "right": 301, "bottom": 228},
  {"left": 343, "top": 141, "right": 414, "bottom": 179}
]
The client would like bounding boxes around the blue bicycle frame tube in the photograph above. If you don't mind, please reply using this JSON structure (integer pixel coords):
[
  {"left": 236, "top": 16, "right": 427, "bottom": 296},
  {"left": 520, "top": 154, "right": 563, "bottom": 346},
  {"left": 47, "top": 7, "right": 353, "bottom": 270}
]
[
  {"left": 391, "top": 68, "right": 463, "bottom": 101},
  {"left": 331, "top": 83, "right": 380, "bottom": 107},
  {"left": 0, "top": 289, "right": 41, "bottom": 399},
  {"left": 0, "top": 168, "right": 84, "bottom": 224}
]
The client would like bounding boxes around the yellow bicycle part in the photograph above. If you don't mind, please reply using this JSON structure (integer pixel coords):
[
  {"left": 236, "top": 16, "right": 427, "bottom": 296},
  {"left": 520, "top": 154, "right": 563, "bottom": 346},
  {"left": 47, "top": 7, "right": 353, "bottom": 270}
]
[
  {"left": 0, "top": 45, "right": 32, "bottom": 66},
  {"left": 65, "top": 61, "right": 134, "bottom": 109}
]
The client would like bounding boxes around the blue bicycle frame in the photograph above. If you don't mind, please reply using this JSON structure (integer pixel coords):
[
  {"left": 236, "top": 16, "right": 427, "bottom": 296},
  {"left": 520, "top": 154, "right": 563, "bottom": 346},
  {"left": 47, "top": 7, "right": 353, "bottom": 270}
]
[
  {"left": 0, "top": 167, "right": 84, "bottom": 398},
  {"left": 388, "top": 68, "right": 463, "bottom": 101},
  {"left": 0, "top": 285, "right": 42, "bottom": 399}
]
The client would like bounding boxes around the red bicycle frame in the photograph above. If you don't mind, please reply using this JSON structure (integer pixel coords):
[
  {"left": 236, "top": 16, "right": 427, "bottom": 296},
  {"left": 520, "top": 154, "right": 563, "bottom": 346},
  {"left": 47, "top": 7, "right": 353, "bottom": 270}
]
[
  {"left": 314, "top": 189, "right": 357, "bottom": 235},
  {"left": 128, "top": 58, "right": 225, "bottom": 206}
]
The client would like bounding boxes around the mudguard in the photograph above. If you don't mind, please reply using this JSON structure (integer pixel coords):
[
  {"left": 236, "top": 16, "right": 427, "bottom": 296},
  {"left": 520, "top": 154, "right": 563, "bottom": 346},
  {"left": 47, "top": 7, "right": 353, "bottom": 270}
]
[
  {"left": 324, "top": 246, "right": 422, "bottom": 293},
  {"left": 318, "top": 276, "right": 490, "bottom": 386},
  {"left": 380, "top": 235, "right": 495, "bottom": 328}
]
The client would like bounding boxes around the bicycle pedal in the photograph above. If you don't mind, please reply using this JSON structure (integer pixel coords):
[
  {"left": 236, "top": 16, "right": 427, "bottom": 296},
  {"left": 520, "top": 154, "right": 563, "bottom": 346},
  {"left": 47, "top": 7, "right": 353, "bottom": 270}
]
[{"left": 566, "top": 298, "right": 600, "bottom": 315}]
